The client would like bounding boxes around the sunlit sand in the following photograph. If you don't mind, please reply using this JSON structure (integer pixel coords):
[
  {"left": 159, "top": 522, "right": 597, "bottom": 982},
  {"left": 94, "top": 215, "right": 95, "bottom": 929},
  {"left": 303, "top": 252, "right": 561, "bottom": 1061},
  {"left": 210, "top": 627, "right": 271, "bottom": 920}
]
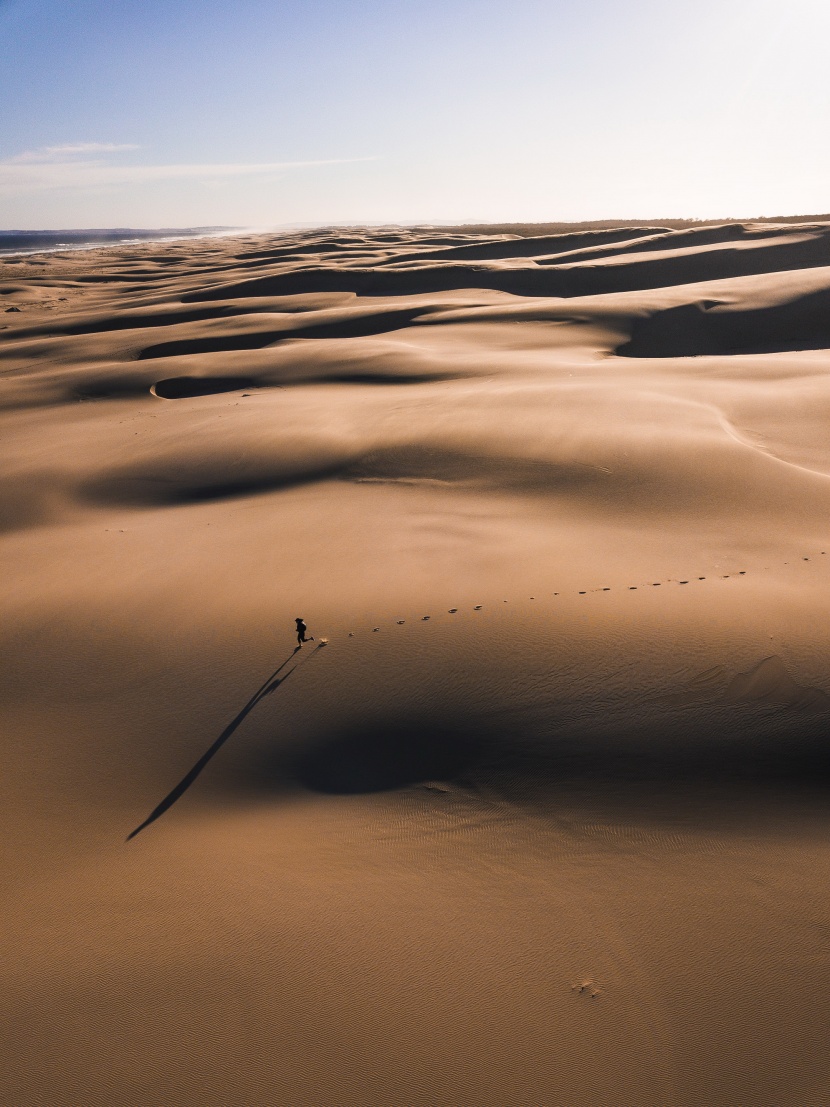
[{"left": 3, "top": 221, "right": 830, "bottom": 1105}]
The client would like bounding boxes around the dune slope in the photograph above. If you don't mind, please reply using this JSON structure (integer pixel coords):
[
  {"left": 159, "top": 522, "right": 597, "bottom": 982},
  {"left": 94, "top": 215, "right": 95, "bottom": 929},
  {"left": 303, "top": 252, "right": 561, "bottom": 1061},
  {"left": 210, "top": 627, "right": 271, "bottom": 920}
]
[{"left": 3, "top": 222, "right": 830, "bottom": 1106}]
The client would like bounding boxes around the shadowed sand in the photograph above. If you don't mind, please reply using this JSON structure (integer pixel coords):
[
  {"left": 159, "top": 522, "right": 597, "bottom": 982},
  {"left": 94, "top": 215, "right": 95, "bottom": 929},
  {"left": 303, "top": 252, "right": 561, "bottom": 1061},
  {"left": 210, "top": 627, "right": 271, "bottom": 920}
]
[
  {"left": 126, "top": 645, "right": 325, "bottom": 840},
  {"left": 4, "top": 221, "right": 830, "bottom": 1107}
]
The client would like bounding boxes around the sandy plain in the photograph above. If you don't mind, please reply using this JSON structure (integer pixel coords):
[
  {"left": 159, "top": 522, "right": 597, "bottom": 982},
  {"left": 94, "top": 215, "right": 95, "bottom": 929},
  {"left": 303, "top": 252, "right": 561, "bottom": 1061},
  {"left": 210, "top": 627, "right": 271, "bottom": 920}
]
[{"left": 3, "top": 221, "right": 830, "bottom": 1106}]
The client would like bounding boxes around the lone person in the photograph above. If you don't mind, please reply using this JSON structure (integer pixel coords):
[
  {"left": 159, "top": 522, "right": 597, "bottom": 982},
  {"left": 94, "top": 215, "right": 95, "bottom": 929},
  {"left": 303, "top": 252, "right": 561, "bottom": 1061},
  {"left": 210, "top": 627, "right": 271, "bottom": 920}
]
[{"left": 295, "top": 617, "right": 314, "bottom": 647}]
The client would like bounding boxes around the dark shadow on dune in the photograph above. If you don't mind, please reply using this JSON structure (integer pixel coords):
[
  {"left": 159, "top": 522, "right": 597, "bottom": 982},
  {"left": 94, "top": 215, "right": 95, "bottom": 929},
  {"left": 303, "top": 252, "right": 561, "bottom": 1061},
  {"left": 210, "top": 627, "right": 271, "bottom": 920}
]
[
  {"left": 617, "top": 286, "right": 830, "bottom": 357},
  {"left": 179, "top": 229, "right": 830, "bottom": 302},
  {"left": 376, "top": 226, "right": 668, "bottom": 265},
  {"left": 234, "top": 238, "right": 377, "bottom": 261},
  {"left": 82, "top": 458, "right": 349, "bottom": 508},
  {"left": 0, "top": 474, "right": 60, "bottom": 533},
  {"left": 74, "top": 378, "right": 154, "bottom": 401},
  {"left": 126, "top": 647, "right": 323, "bottom": 840},
  {"left": 481, "top": 678, "right": 830, "bottom": 803},
  {"left": 72, "top": 274, "right": 152, "bottom": 284},
  {"left": 150, "top": 370, "right": 455, "bottom": 398},
  {"left": 533, "top": 222, "right": 757, "bottom": 268},
  {"left": 138, "top": 307, "right": 430, "bottom": 359},
  {"left": 219, "top": 693, "right": 830, "bottom": 825},
  {"left": 138, "top": 329, "right": 290, "bottom": 359},
  {"left": 10, "top": 305, "right": 264, "bottom": 341},
  {"left": 321, "top": 370, "right": 457, "bottom": 385},
  {"left": 524, "top": 719, "right": 830, "bottom": 790},
  {"left": 289, "top": 715, "right": 486, "bottom": 793},
  {"left": 83, "top": 443, "right": 616, "bottom": 510},
  {"left": 152, "top": 375, "right": 257, "bottom": 398}
]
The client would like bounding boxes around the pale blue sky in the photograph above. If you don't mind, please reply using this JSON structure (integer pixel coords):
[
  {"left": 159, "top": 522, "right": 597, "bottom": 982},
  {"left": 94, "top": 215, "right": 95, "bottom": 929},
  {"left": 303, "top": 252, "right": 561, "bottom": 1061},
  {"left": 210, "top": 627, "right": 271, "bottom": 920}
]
[{"left": 1, "top": 0, "right": 828, "bottom": 228}]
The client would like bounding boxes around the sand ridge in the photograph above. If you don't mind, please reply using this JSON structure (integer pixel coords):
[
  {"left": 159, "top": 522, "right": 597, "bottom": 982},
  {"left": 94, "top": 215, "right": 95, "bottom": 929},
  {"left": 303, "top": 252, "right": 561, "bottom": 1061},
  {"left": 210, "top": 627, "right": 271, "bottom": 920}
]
[{"left": 3, "top": 221, "right": 830, "bottom": 1106}]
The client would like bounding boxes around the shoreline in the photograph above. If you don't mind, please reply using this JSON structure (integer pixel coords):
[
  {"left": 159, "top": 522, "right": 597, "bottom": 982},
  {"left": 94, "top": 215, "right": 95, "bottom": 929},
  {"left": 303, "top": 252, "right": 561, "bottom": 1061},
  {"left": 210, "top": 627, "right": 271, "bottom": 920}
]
[{"left": 0, "top": 225, "right": 243, "bottom": 259}]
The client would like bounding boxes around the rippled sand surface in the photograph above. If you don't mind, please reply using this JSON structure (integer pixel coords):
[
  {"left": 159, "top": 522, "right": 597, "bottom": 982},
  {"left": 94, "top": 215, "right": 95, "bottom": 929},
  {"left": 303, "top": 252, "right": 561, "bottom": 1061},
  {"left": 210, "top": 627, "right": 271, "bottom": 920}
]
[{"left": 4, "top": 222, "right": 830, "bottom": 1106}]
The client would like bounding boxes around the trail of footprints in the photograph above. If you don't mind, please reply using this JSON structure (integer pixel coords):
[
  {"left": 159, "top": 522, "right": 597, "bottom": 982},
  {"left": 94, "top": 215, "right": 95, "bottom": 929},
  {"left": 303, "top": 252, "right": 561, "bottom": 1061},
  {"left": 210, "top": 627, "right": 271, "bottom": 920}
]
[
  {"left": 340, "top": 551, "right": 826, "bottom": 639},
  {"left": 315, "top": 554, "right": 824, "bottom": 999}
]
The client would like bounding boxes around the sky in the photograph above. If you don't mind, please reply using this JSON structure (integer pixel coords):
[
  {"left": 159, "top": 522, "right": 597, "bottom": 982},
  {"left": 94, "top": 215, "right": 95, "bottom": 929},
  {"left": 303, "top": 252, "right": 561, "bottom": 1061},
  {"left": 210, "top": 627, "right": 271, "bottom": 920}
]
[{"left": 1, "top": 0, "right": 829, "bottom": 229}]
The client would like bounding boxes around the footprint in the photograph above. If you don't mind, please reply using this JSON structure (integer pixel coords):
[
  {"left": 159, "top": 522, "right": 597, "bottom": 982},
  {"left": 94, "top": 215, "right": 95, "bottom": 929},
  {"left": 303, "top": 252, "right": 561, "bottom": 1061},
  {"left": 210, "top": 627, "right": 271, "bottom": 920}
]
[
  {"left": 474, "top": 605, "right": 482, "bottom": 611},
  {"left": 579, "top": 591, "right": 586, "bottom": 595},
  {"left": 348, "top": 632, "right": 355, "bottom": 637},
  {"left": 653, "top": 582, "right": 661, "bottom": 586},
  {"left": 571, "top": 977, "right": 603, "bottom": 998},
  {"left": 448, "top": 608, "right": 458, "bottom": 613},
  {"left": 602, "top": 588, "right": 610, "bottom": 591},
  {"left": 397, "top": 620, "right": 405, "bottom": 625},
  {"left": 679, "top": 580, "right": 688, "bottom": 584},
  {"left": 373, "top": 627, "right": 380, "bottom": 632},
  {"left": 629, "top": 586, "right": 637, "bottom": 590},
  {"left": 422, "top": 616, "right": 430, "bottom": 621}
]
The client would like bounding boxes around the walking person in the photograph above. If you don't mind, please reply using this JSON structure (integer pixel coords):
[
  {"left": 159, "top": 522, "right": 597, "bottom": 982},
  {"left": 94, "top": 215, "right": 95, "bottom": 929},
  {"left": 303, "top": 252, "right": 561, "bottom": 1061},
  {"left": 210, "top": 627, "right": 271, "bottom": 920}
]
[{"left": 295, "top": 617, "right": 314, "bottom": 647}]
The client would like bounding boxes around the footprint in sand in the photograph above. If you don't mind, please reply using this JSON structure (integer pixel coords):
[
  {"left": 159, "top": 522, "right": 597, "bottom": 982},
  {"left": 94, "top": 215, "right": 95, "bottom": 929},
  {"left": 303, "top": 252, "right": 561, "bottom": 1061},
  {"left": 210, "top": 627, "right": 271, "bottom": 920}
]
[
  {"left": 422, "top": 616, "right": 430, "bottom": 621},
  {"left": 397, "top": 620, "right": 405, "bottom": 624},
  {"left": 474, "top": 605, "right": 482, "bottom": 610},
  {"left": 571, "top": 978, "right": 603, "bottom": 998},
  {"left": 448, "top": 608, "right": 458, "bottom": 613}
]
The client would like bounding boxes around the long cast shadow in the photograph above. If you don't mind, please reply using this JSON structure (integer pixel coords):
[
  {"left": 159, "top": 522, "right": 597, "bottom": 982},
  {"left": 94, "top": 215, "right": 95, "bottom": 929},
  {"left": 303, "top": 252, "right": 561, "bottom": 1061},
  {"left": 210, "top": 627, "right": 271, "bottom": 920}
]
[{"left": 127, "top": 646, "right": 318, "bottom": 841}]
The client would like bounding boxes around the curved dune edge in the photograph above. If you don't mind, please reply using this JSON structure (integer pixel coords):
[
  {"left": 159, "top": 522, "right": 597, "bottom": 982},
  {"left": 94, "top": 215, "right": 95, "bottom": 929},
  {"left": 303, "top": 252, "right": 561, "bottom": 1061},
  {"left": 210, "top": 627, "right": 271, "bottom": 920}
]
[{"left": 4, "top": 222, "right": 830, "bottom": 1107}]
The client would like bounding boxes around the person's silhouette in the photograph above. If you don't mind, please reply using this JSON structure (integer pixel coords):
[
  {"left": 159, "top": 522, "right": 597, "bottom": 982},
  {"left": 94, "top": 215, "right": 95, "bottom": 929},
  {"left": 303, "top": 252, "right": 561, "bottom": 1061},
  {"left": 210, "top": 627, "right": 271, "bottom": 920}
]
[{"left": 295, "top": 617, "right": 314, "bottom": 647}]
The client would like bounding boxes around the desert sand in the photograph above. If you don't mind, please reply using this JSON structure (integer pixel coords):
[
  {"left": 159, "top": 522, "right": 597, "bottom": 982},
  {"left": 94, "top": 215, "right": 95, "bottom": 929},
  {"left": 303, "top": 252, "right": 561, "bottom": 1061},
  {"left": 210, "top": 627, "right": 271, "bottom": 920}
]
[{"left": 3, "top": 221, "right": 830, "bottom": 1106}]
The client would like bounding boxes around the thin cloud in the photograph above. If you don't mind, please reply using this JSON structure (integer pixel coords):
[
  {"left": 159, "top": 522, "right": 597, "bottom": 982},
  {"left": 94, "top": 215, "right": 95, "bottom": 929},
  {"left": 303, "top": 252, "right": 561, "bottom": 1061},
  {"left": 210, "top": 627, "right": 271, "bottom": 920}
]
[
  {"left": 0, "top": 148, "right": 378, "bottom": 191},
  {"left": 7, "top": 142, "right": 141, "bottom": 164}
]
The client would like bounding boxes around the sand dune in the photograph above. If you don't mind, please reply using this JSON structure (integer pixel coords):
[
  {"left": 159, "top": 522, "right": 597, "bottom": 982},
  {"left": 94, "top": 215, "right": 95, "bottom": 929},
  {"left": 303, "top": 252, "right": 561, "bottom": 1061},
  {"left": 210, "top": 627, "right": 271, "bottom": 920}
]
[{"left": 3, "top": 222, "right": 830, "bottom": 1106}]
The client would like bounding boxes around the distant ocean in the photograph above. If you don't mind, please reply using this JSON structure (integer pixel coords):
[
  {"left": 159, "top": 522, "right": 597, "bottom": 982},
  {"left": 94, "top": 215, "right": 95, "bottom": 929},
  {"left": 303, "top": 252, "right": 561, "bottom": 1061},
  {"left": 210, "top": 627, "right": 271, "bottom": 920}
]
[{"left": 0, "top": 227, "right": 238, "bottom": 258}]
